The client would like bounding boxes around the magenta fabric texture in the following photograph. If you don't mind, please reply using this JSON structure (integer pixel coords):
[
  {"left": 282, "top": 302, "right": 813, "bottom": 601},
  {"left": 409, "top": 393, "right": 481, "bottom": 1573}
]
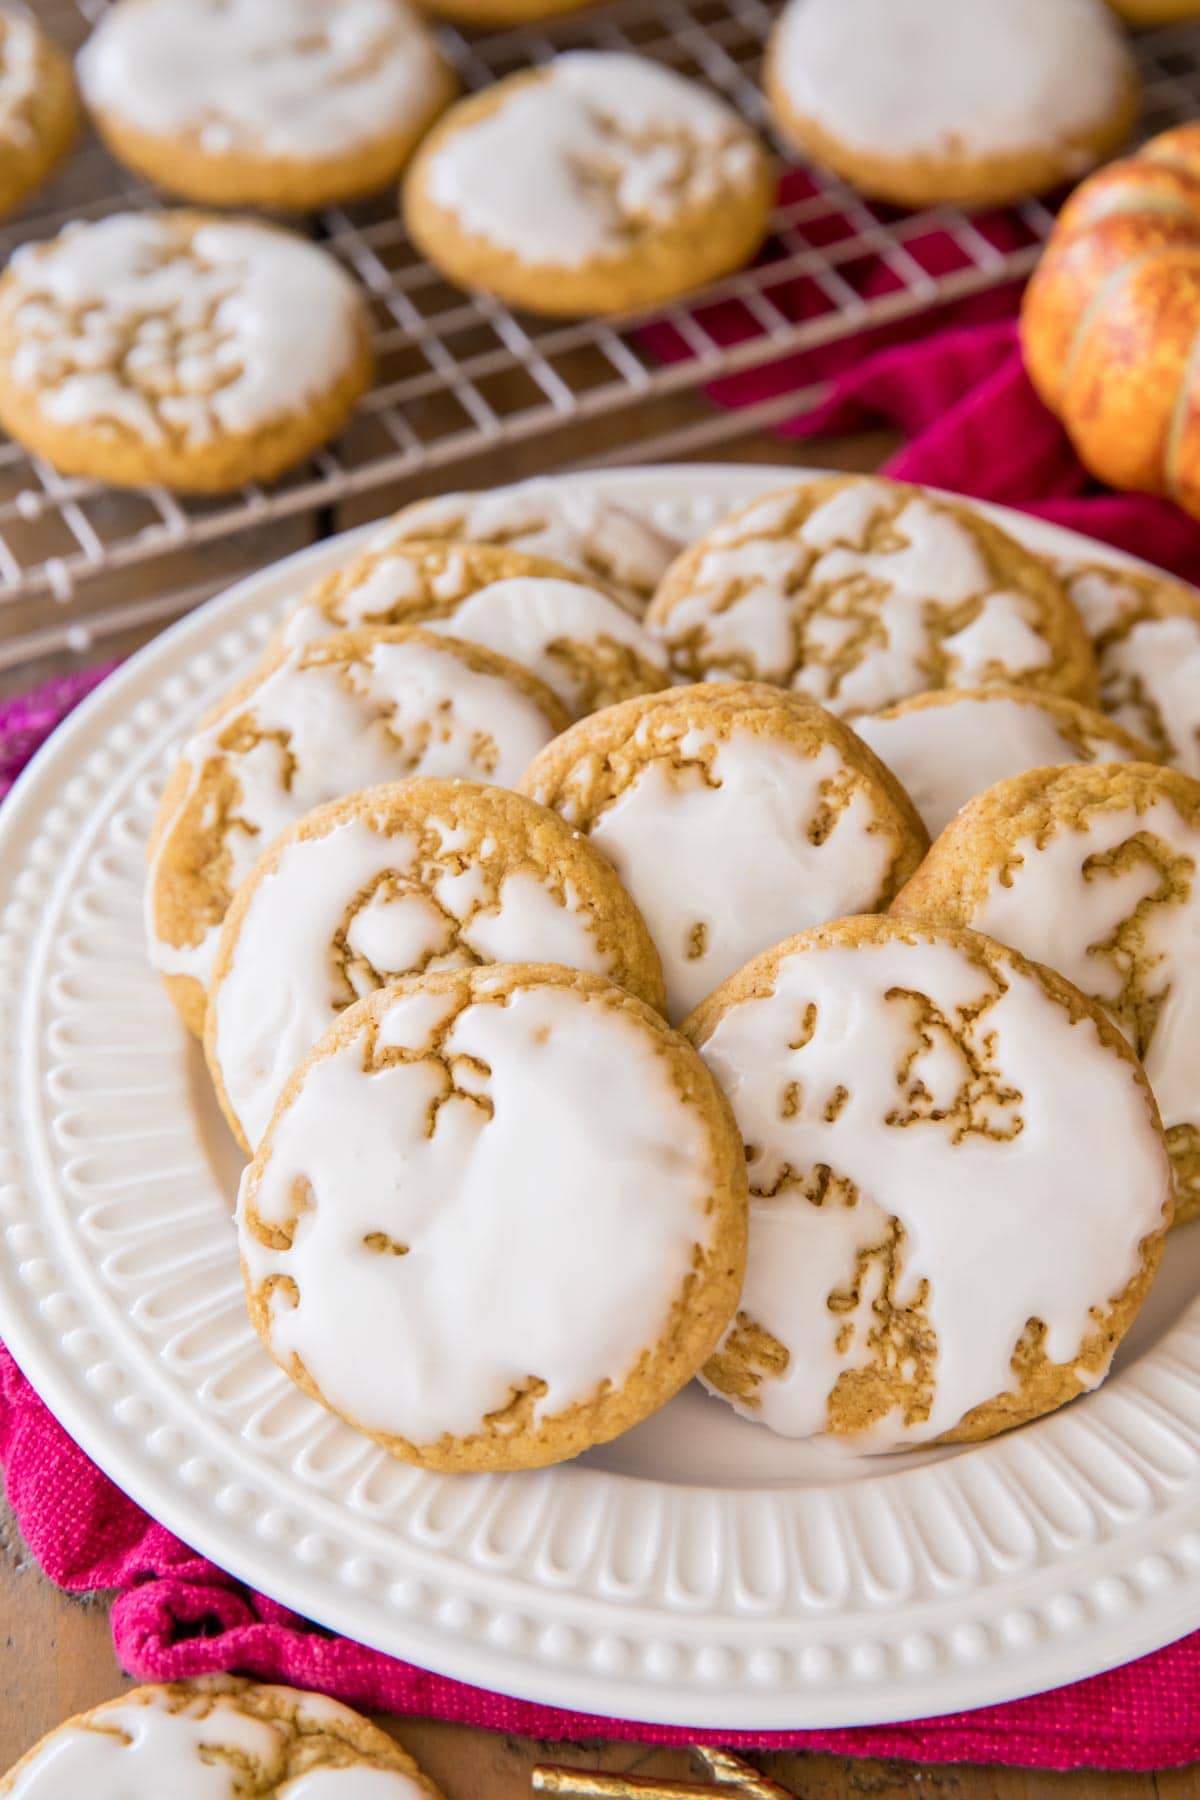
[{"left": 3, "top": 298, "right": 1200, "bottom": 1767}]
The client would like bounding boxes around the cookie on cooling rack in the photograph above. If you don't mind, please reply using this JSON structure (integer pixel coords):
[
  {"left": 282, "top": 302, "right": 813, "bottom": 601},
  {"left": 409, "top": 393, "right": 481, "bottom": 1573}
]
[
  {"left": 1060, "top": 559, "right": 1200, "bottom": 778},
  {"left": 146, "top": 626, "right": 569, "bottom": 1035},
  {"left": 284, "top": 537, "right": 672, "bottom": 717},
  {"left": 77, "top": 0, "right": 456, "bottom": 210},
  {"left": 893, "top": 761, "right": 1200, "bottom": 1223},
  {"left": 0, "top": 1676, "right": 443, "bottom": 1797},
  {"left": 764, "top": 0, "right": 1136, "bottom": 209},
  {"left": 208, "top": 778, "right": 665, "bottom": 1150},
  {"left": 854, "top": 684, "right": 1151, "bottom": 838},
  {"left": 686, "top": 914, "right": 1172, "bottom": 1450},
  {"left": 239, "top": 963, "right": 748, "bottom": 1472},
  {"left": 0, "top": 211, "right": 373, "bottom": 492},
  {"left": 0, "top": 12, "right": 78, "bottom": 220},
  {"left": 519, "top": 682, "right": 928, "bottom": 1020},
  {"left": 402, "top": 54, "right": 775, "bottom": 317},
  {"left": 645, "top": 475, "right": 1099, "bottom": 716},
  {"left": 383, "top": 480, "right": 682, "bottom": 615}
]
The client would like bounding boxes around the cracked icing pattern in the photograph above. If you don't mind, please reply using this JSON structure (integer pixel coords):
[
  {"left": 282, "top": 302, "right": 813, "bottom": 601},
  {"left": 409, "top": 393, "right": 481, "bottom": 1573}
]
[
  {"left": 145, "top": 627, "right": 567, "bottom": 1023},
  {"left": 855, "top": 683, "right": 1150, "bottom": 838},
  {"left": 285, "top": 538, "right": 671, "bottom": 718},
  {"left": 685, "top": 916, "right": 1171, "bottom": 1450},
  {"left": 520, "top": 681, "right": 928, "bottom": 1020},
  {"left": 647, "top": 477, "right": 1098, "bottom": 716},
  {"left": 207, "top": 779, "right": 665, "bottom": 1149},
  {"left": 1062, "top": 560, "right": 1200, "bottom": 777},
  {"left": 238, "top": 964, "right": 747, "bottom": 1471},
  {"left": 0, "top": 212, "right": 368, "bottom": 450},
  {"left": 892, "top": 762, "right": 1200, "bottom": 1223},
  {"left": 0, "top": 1676, "right": 439, "bottom": 1798},
  {"left": 383, "top": 481, "right": 681, "bottom": 613}
]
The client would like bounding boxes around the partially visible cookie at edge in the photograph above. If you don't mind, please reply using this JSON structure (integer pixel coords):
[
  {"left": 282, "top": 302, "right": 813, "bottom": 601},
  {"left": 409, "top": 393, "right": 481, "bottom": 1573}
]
[{"left": 0, "top": 11, "right": 79, "bottom": 220}]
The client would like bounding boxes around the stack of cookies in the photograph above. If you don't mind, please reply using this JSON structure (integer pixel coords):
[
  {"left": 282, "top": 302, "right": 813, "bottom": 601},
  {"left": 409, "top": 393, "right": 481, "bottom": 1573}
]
[{"left": 144, "top": 469, "right": 1198, "bottom": 1471}]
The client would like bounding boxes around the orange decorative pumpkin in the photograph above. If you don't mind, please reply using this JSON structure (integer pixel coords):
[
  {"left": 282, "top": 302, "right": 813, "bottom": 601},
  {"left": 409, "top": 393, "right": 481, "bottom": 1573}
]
[{"left": 1021, "top": 125, "right": 1200, "bottom": 517}]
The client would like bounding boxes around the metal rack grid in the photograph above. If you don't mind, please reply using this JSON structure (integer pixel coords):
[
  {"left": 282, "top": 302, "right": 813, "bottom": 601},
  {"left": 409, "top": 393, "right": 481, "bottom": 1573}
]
[{"left": 2, "top": 2, "right": 1199, "bottom": 678}]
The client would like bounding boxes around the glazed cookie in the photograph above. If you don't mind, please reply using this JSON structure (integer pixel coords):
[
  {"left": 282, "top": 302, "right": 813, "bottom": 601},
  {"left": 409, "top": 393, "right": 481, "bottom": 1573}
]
[
  {"left": 893, "top": 762, "right": 1200, "bottom": 1223},
  {"left": 239, "top": 964, "right": 748, "bottom": 1472},
  {"left": 519, "top": 682, "right": 928, "bottom": 1020},
  {"left": 403, "top": 55, "right": 775, "bottom": 317},
  {"left": 0, "top": 1675, "right": 443, "bottom": 1797},
  {"left": 1061, "top": 559, "right": 1200, "bottom": 776},
  {"left": 686, "top": 915, "right": 1171, "bottom": 1450},
  {"left": 855, "top": 684, "right": 1151, "bottom": 838},
  {"left": 208, "top": 779, "right": 666, "bottom": 1150},
  {"left": 0, "top": 12, "right": 78, "bottom": 220},
  {"left": 646, "top": 476, "right": 1099, "bottom": 716},
  {"left": 146, "top": 627, "right": 568, "bottom": 1034},
  {"left": 284, "top": 538, "right": 671, "bottom": 718},
  {"left": 384, "top": 479, "right": 682, "bottom": 614},
  {"left": 0, "top": 211, "right": 373, "bottom": 492},
  {"left": 77, "top": 0, "right": 456, "bottom": 210},
  {"left": 764, "top": 0, "right": 1136, "bottom": 209}
]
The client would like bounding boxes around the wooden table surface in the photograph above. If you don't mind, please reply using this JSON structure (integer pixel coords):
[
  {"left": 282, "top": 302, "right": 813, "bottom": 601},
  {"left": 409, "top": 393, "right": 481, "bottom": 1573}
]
[{"left": 1, "top": 427, "right": 1197, "bottom": 1797}]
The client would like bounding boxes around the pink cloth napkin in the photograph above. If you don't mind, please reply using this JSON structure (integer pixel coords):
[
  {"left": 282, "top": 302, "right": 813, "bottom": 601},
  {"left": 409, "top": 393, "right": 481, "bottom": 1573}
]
[{"left": 5, "top": 293, "right": 1200, "bottom": 1768}]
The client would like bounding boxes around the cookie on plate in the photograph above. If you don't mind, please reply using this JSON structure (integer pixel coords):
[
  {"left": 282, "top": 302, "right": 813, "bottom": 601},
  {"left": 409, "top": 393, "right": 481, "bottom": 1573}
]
[
  {"left": 764, "top": 0, "right": 1136, "bottom": 209},
  {"left": 855, "top": 684, "right": 1151, "bottom": 838},
  {"left": 0, "top": 1675, "right": 443, "bottom": 1797},
  {"left": 146, "top": 626, "right": 568, "bottom": 1035},
  {"left": 685, "top": 914, "right": 1171, "bottom": 1449},
  {"left": 1061, "top": 559, "right": 1200, "bottom": 776},
  {"left": 646, "top": 476, "right": 1099, "bottom": 716},
  {"left": 0, "top": 12, "right": 78, "bottom": 220},
  {"left": 77, "top": 0, "right": 456, "bottom": 210},
  {"left": 208, "top": 778, "right": 666, "bottom": 1150},
  {"left": 384, "top": 479, "right": 682, "bottom": 614},
  {"left": 403, "top": 54, "right": 775, "bottom": 317},
  {"left": 284, "top": 537, "right": 671, "bottom": 717},
  {"left": 520, "top": 682, "right": 928, "bottom": 1020},
  {"left": 893, "top": 762, "right": 1200, "bottom": 1223},
  {"left": 0, "top": 212, "right": 373, "bottom": 492},
  {"left": 239, "top": 963, "right": 748, "bottom": 1472}
]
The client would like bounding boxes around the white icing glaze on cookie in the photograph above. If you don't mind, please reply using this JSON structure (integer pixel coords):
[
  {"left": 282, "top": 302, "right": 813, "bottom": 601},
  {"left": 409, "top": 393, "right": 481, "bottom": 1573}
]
[
  {"left": 583, "top": 730, "right": 895, "bottom": 1019},
  {"left": 695, "top": 931, "right": 1168, "bottom": 1448},
  {"left": 146, "top": 635, "right": 559, "bottom": 988},
  {"left": 78, "top": 0, "right": 444, "bottom": 160},
  {"left": 238, "top": 973, "right": 718, "bottom": 1444},
  {"left": 770, "top": 0, "right": 1129, "bottom": 163},
  {"left": 2, "top": 214, "right": 364, "bottom": 446},
  {"left": 423, "top": 53, "right": 762, "bottom": 269},
  {"left": 1066, "top": 565, "right": 1200, "bottom": 777},
  {"left": 283, "top": 1773, "right": 426, "bottom": 1798},
  {"left": 0, "top": 15, "right": 40, "bottom": 149},
  {"left": 655, "top": 481, "right": 1060, "bottom": 715},
  {"left": 212, "top": 805, "right": 623, "bottom": 1147},
  {"left": 854, "top": 691, "right": 1140, "bottom": 838}
]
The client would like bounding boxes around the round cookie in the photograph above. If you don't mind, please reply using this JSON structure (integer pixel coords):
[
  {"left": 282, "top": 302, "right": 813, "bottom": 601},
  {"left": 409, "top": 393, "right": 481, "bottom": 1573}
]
[
  {"left": 646, "top": 476, "right": 1099, "bottom": 716},
  {"left": 77, "top": 0, "right": 456, "bottom": 211},
  {"left": 892, "top": 762, "right": 1200, "bottom": 1224},
  {"left": 764, "top": 0, "right": 1136, "bottom": 210},
  {"left": 0, "top": 211, "right": 373, "bottom": 493},
  {"left": 685, "top": 914, "right": 1171, "bottom": 1450},
  {"left": 284, "top": 537, "right": 671, "bottom": 718},
  {"left": 238, "top": 963, "right": 748, "bottom": 1473},
  {"left": 1061, "top": 558, "right": 1200, "bottom": 777},
  {"left": 383, "top": 480, "right": 682, "bottom": 615},
  {"left": 208, "top": 778, "right": 667, "bottom": 1150},
  {"left": 402, "top": 54, "right": 775, "bottom": 318},
  {"left": 854, "top": 684, "right": 1152, "bottom": 838},
  {"left": 419, "top": 0, "right": 594, "bottom": 28},
  {"left": 0, "top": 12, "right": 78, "bottom": 221},
  {"left": 0, "top": 1676, "right": 443, "bottom": 1797},
  {"left": 519, "top": 682, "right": 929, "bottom": 1021},
  {"left": 146, "top": 626, "right": 569, "bottom": 1035}
]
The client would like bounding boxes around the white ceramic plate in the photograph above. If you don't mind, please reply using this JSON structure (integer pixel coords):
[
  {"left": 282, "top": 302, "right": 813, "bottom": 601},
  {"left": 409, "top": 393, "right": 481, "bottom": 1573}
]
[{"left": 2, "top": 465, "right": 1200, "bottom": 1733}]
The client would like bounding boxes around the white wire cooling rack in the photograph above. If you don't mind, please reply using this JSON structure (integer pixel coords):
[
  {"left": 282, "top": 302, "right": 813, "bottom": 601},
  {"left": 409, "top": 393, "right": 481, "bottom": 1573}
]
[{"left": 2, "top": 1, "right": 1200, "bottom": 679}]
